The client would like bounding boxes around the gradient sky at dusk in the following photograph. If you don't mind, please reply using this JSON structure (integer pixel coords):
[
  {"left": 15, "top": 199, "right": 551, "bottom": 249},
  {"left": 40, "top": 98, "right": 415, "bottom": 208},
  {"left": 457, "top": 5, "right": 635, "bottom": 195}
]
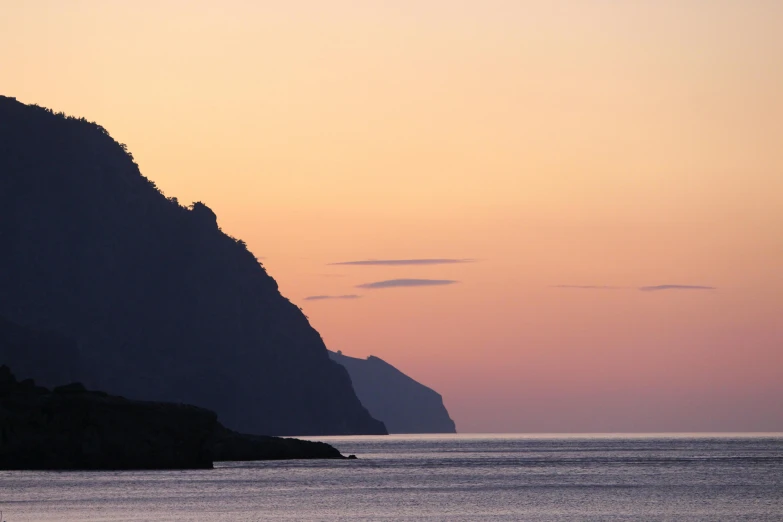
[{"left": 2, "top": 0, "right": 781, "bottom": 432}]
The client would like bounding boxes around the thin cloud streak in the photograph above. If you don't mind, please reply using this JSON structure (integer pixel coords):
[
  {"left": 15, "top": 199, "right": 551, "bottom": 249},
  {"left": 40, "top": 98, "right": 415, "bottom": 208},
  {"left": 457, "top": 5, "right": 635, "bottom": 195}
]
[
  {"left": 553, "top": 285, "right": 623, "bottom": 290},
  {"left": 638, "top": 285, "right": 716, "bottom": 292},
  {"left": 552, "top": 284, "right": 716, "bottom": 292},
  {"left": 330, "top": 258, "right": 474, "bottom": 266},
  {"left": 304, "top": 294, "right": 362, "bottom": 301},
  {"left": 356, "top": 279, "right": 459, "bottom": 289}
]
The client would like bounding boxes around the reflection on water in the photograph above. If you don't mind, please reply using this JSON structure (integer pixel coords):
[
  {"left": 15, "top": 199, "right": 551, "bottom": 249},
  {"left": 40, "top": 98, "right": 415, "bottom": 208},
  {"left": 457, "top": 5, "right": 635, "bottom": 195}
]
[{"left": 1, "top": 434, "right": 782, "bottom": 521}]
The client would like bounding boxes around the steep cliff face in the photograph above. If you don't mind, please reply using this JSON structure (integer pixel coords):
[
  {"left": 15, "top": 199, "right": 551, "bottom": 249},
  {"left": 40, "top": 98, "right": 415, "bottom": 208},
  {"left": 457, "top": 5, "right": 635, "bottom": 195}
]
[
  {"left": 329, "top": 351, "right": 456, "bottom": 434},
  {"left": 0, "top": 96, "right": 386, "bottom": 436}
]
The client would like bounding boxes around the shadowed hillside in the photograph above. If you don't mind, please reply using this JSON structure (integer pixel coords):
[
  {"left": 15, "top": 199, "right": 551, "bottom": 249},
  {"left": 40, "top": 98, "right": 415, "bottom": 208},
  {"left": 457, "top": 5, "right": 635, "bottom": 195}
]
[
  {"left": 0, "top": 95, "right": 386, "bottom": 436},
  {"left": 0, "top": 314, "right": 83, "bottom": 388},
  {"left": 329, "top": 350, "right": 456, "bottom": 434}
]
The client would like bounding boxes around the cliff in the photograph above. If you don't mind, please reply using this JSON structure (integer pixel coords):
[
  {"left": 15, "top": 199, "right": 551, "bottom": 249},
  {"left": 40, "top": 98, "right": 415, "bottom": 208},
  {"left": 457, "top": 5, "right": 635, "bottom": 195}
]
[
  {"left": 329, "top": 351, "right": 456, "bottom": 434},
  {"left": 0, "top": 365, "right": 344, "bottom": 470},
  {"left": 0, "top": 95, "right": 386, "bottom": 436}
]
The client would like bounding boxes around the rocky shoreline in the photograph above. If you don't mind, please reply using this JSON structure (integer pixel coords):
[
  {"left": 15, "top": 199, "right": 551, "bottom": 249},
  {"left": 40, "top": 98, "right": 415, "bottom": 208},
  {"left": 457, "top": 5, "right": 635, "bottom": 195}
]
[{"left": 0, "top": 365, "right": 347, "bottom": 470}]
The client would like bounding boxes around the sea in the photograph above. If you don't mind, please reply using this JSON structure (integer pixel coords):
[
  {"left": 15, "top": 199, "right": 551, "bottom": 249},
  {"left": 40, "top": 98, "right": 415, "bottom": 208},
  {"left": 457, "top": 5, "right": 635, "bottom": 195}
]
[{"left": 1, "top": 434, "right": 782, "bottom": 521}]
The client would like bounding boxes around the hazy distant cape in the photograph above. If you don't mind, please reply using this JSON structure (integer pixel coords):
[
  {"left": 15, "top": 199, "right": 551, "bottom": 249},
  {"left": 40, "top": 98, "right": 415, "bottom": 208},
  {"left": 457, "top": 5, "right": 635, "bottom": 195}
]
[
  {"left": 0, "top": 95, "right": 386, "bottom": 436},
  {"left": 329, "top": 351, "right": 456, "bottom": 434}
]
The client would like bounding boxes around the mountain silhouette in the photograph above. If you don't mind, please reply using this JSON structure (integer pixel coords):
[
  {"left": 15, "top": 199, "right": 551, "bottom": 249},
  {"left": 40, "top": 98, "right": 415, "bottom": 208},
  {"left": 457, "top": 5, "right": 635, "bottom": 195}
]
[
  {"left": 0, "top": 95, "right": 386, "bottom": 436},
  {"left": 329, "top": 350, "right": 456, "bottom": 434}
]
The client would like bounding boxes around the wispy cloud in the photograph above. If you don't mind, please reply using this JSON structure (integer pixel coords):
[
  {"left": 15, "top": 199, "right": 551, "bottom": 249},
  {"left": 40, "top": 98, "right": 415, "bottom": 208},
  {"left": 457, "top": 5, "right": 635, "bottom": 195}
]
[
  {"left": 638, "top": 285, "right": 716, "bottom": 292},
  {"left": 330, "top": 258, "right": 474, "bottom": 266},
  {"left": 552, "top": 284, "right": 716, "bottom": 292},
  {"left": 356, "top": 279, "right": 459, "bottom": 289},
  {"left": 304, "top": 294, "right": 362, "bottom": 301},
  {"left": 553, "top": 285, "right": 623, "bottom": 290}
]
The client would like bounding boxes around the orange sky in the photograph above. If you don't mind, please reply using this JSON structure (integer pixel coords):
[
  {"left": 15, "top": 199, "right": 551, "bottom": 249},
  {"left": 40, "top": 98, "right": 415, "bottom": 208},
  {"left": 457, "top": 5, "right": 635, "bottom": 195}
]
[{"left": 2, "top": 0, "right": 781, "bottom": 432}]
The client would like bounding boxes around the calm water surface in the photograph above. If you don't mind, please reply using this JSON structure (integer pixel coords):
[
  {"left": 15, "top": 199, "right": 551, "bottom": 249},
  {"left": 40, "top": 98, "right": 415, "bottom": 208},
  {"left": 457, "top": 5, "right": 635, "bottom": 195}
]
[{"left": 1, "top": 434, "right": 782, "bottom": 521}]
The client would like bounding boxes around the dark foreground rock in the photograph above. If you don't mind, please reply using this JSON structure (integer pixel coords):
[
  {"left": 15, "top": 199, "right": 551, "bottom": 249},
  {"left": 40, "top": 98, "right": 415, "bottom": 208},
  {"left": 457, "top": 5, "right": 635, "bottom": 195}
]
[
  {"left": 0, "top": 366, "right": 346, "bottom": 470},
  {"left": 0, "top": 95, "right": 385, "bottom": 436},
  {"left": 329, "top": 350, "right": 457, "bottom": 434},
  {"left": 213, "top": 428, "right": 343, "bottom": 461}
]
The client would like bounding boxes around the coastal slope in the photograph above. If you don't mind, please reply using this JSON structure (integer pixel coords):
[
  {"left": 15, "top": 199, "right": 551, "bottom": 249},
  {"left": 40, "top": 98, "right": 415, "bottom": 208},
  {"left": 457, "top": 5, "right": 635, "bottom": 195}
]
[
  {"left": 329, "top": 350, "right": 456, "bottom": 434},
  {"left": 0, "top": 95, "right": 386, "bottom": 436},
  {"left": 0, "top": 365, "right": 344, "bottom": 470}
]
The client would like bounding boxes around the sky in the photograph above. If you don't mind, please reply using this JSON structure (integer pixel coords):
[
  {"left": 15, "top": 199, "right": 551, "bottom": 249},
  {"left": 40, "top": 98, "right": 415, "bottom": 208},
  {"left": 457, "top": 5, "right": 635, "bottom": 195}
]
[{"left": 2, "top": 0, "right": 781, "bottom": 433}]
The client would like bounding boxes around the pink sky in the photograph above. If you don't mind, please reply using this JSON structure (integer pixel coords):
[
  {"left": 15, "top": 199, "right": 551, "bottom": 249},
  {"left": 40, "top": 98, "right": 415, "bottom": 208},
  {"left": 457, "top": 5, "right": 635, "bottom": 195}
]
[{"left": 2, "top": 0, "right": 781, "bottom": 432}]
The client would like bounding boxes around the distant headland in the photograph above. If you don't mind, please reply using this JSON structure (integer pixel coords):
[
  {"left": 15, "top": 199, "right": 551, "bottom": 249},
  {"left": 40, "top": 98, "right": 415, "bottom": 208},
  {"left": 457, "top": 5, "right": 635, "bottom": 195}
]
[{"left": 329, "top": 350, "right": 456, "bottom": 434}]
